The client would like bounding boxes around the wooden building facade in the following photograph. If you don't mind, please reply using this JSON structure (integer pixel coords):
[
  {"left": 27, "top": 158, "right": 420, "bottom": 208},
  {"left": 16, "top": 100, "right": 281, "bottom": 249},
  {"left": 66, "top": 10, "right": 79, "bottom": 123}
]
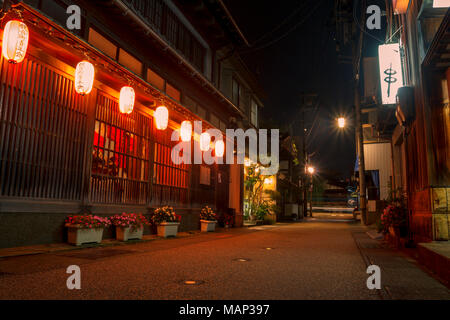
[
  {"left": 390, "top": 0, "right": 449, "bottom": 242},
  {"left": 0, "top": 0, "right": 263, "bottom": 248}
]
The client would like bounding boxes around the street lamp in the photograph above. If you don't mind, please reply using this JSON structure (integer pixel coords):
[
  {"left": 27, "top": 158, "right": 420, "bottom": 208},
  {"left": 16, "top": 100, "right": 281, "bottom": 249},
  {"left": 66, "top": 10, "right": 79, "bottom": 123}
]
[
  {"left": 338, "top": 117, "right": 346, "bottom": 128},
  {"left": 306, "top": 166, "right": 315, "bottom": 217}
]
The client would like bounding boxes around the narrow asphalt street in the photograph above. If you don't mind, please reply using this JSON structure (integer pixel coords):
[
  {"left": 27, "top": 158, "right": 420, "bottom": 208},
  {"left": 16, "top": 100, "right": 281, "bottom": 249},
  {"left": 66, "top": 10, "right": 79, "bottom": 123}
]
[{"left": 0, "top": 214, "right": 449, "bottom": 300}]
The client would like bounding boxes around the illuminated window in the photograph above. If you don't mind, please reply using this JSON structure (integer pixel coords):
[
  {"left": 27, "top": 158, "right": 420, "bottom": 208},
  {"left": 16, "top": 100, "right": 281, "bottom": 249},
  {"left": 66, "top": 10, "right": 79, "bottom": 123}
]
[
  {"left": 166, "top": 83, "right": 181, "bottom": 101},
  {"left": 91, "top": 93, "right": 151, "bottom": 204},
  {"left": 88, "top": 28, "right": 117, "bottom": 59},
  {"left": 152, "top": 128, "right": 189, "bottom": 205},
  {"left": 118, "top": 49, "right": 143, "bottom": 76},
  {"left": 147, "top": 68, "right": 165, "bottom": 91}
]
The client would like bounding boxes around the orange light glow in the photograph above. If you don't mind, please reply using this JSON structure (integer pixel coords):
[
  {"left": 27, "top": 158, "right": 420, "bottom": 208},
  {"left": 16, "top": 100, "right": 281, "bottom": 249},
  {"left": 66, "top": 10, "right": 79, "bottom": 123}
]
[
  {"left": 74, "top": 61, "right": 95, "bottom": 95},
  {"left": 393, "top": 0, "right": 410, "bottom": 14},
  {"left": 307, "top": 166, "right": 315, "bottom": 174},
  {"left": 215, "top": 139, "right": 224, "bottom": 157},
  {"left": 338, "top": 117, "right": 345, "bottom": 128},
  {"left": 119, "top": 86, "right": 135, "bottom": 114},
  {"left": 200, "top": 132, "right": 211, "bottom": 151},
  {"left": 154, "top": 106, "right": 168, "bottom": 130},
  {"left": 2, "top": 20, "right": 29, "bottom": 64},
  {"left": 180, "top": 121, "right": 192, "bottom": 142}
]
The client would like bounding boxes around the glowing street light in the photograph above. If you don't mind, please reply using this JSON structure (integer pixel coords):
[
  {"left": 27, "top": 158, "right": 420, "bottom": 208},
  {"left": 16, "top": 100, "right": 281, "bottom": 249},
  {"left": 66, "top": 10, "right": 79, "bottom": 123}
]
[
  {"left": 306, "top": 166, "right": 315, "bottom": 217},
  {"left": 338, "top": 117, "right": 346, "bottom": 128}
]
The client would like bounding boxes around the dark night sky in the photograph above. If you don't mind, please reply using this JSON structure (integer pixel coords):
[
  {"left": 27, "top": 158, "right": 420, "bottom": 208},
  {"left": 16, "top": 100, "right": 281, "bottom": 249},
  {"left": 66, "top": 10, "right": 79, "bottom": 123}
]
[{"left": 223, "top": 0, "right": 386, "bottom": 180}]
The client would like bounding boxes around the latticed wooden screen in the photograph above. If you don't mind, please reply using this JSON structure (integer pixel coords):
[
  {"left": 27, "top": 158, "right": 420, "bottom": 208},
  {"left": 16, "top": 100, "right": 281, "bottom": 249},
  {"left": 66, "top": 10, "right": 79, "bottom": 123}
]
[
  {"left": 151, "top": 126, "right": 189, "bottom": 206},
  {"left": 90, "top": 92, "right": 152, "bottom": 205},
  {"left": 0, "top": 56, "right": 88, "bottom": 200},
  {"left": 0, "top": 54, "right": 191, "bottom": 206},
  {"left": 125, "top": 0, "right": 205, "bottom": 72}
]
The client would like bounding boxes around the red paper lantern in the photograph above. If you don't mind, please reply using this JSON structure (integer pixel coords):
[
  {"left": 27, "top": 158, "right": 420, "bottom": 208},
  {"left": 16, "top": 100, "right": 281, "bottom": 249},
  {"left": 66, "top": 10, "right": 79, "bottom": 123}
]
[{"left": 2, "top": 20, "right": 29, "bottom": 64}]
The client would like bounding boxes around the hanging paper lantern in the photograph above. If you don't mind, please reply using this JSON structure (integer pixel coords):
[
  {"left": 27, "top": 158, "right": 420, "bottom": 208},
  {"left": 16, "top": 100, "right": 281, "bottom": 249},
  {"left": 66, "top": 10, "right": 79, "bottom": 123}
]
[
  {"left": 74, "top": 61, "right": 95, "bottom": 95},
  {"left": 154, "top": 106, "right": 168, "bottom": 130},
  {"left": 2, "top": 20, "right": 29, "bottom": 64},
  {"left": 215, "top": 139, "right": 225, "bottom": 157},
  {"left": 200, "top": 132, "right": 211, "bottom": 151},
  {"left": 180, "top": 121, "right": 192, "bottom": 142},
  {"left": 119, "top": 86, "right": 135, "bottom": 114}
]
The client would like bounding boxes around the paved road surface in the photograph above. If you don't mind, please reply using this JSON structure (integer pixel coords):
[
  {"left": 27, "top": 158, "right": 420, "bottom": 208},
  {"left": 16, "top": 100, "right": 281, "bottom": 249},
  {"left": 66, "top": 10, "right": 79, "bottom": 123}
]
[{"left": 0, "top": 217, "right": 448, "bottom": 300}]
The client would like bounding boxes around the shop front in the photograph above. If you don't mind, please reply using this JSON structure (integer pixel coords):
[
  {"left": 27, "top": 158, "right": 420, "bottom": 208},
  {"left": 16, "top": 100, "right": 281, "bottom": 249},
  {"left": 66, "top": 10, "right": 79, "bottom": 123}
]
[{"left": 0, "top": 3, "right": 238, "bottom": 248}]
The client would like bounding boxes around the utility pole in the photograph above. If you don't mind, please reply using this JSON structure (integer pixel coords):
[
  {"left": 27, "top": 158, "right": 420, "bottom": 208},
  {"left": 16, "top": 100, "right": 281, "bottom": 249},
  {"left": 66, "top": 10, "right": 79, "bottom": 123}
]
[
  {"left": 309, "top": 174, "right": 313, "bottom": 217},
  {"left": 299, "top": 93, "right": 316, "bottom": 217},
  {"left": 290, "top": 93, "right": 317, "bottom": 218},
  {"left": 301, "top": 104, "right": 308, "bottom": 217},
  {"left": 352, "top": 0, "right": 367, "bottom": 225}
]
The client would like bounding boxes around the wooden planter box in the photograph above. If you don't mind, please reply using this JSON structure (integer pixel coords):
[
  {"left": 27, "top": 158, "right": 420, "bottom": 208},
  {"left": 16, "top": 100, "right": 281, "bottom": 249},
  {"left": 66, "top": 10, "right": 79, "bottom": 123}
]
[
  {"left": 66, "top": 224, "right": 104, "bottom": 246},
  {"left": 116, "top": 226, "right": 144, "bottom": 241},
  {"left": 157, "top": 222, "right": 179, "bottom": 238},
  {"left": 200, "top": 220, "right": 217, "bottom": 232}
]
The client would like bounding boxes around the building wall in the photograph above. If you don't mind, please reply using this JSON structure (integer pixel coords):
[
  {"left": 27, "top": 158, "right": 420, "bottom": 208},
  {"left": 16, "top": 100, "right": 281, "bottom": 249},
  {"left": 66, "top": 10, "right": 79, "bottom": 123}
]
[
  {"left": 393, "top": 0, "right": 450, "bottom": 242},
  {"left": 0, "top": 1, "right": 264, "bottom": 248},
  {"left": 363, "top": 142, "right": 392, "bottom": 200},
  {"left": 228, "top": 162, "right": 242, "bottom": 213}
]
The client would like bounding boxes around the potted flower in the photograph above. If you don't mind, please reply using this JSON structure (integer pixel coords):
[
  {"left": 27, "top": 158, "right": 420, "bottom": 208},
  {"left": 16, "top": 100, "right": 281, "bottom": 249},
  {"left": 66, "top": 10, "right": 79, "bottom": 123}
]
[
  {"left": 200, "top": 206, "right": 217, "bottom": 232},
  {"left": 151, "top": 206, "right": 181, "bottom": 238},
  {"left": 381, "top": 187, "right": 408, "bottom": 240},
  {"left": 110, "top": 213, "right": 149, "bottom": 241},
  {"left": 381, "top": 204, "right": 408, "bottom": 238},
  {"left": 218, "top": 211, "right": 234, "bottom": 228},
  {"left": 65, "top": 215, "right": 111, "bottom": 246}
]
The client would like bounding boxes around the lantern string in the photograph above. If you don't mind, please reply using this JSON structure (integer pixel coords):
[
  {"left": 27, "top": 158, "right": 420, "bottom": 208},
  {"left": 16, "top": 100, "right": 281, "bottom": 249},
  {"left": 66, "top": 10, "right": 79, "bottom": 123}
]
[{"left": 3, "top": 6, "right": 221, "bottom": 131}]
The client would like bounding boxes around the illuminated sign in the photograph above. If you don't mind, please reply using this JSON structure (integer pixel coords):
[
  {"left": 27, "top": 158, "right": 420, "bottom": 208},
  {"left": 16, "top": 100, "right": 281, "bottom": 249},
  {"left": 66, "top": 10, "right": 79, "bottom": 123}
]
[
  {"left": 378, "top": 43, "right": 403, "bottom": 105},
  {"left": 433, "top": 0, "right": 450, "bottom": 8}
]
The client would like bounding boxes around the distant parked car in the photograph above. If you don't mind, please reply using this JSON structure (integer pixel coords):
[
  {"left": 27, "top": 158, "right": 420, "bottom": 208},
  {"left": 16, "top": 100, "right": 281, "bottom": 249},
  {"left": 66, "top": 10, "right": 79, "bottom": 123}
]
[{"left": 346, "top": 187, "right": 359, "bottom": 208}]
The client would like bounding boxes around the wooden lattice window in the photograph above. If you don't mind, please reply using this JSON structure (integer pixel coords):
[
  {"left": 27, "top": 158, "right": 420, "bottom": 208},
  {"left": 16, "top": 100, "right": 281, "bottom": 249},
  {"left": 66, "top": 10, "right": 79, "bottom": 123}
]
[
  {"left": 0, "top": 56, "right": 88, "bottom": 200},
  {"left": 90, "top": 92, "right": 151, "bottom": 204},
  {"left": 151, "top": 127, "right": 189, "bottom": 205},
  {"left": 126, "top": 0, "right": 205, "bottom": 73}
]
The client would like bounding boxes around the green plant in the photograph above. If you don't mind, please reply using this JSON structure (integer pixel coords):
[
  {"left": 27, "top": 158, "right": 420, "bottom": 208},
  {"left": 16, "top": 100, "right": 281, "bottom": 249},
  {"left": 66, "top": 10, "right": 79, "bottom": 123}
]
[
  {"left": 254, "top": 202, "right": 270, "bottom": 221},
  {"left": 244, "top": 165, "right": 275, "bottom": 221},
  {"left": 264, "top": 190, "right": 282, "bottom": 216},
  {"left": 150, "top": 206, "right": 181, "bottom": 225},
  {"left": 200, "top": 206, "right": 217, "bottom": 221}
]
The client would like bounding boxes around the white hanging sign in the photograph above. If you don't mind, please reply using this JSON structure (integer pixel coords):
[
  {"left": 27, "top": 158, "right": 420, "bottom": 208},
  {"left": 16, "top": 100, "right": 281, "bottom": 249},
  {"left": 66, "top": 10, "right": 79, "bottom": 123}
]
[{"left": 378, "top": 43, "right": 403, "bottom": 105}]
